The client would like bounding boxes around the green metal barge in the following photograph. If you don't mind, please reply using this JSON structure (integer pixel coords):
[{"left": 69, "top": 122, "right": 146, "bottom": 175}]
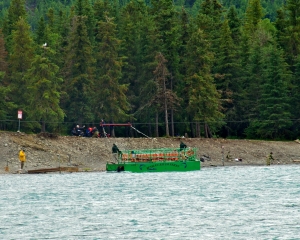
[{"left": 106, "top": 147, "right": 201, "bottom": 172}]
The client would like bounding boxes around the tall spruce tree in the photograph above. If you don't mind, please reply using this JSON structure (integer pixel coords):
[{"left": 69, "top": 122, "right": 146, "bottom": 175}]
[
  {"left": 292, "top": 55, "right": 300, "bottom": 132},
  {"left": 0, "top": 29, "right": 8, "bottom": 75},
  {"left": 152, "top": 52, "right": 180, "bottom": 137},
  {"left": 150, "top": 0, "right": 181, "bottom": 136},
  {"left": 246, "top": 44, "right": 292, "bottom": 139},
  {"left": 226, "top": 6, "right": 242, "bottom": 46},
  {"left": 243, "top": 0, "right": 264, "bottom": 36},
  {"left": 196, "top": 0, "right": 224, "bottom": 52},
  {"left": 25, "top": 48, "right": 64, "bottom": 132},
  {"left": 75, "top": 0, "right": 95, "bottom": 44},
  {"left": 214, "top": 19, "right": 242, "bottom": 137},
  {"left": 62, "top": 15, "right": 95, "bottom": 124},
  {"left": 0, "top": 29, "right": 15, "bottom": 121},
  {"left": 94, "top": 16, "right": 130, "bottom": 133},
  {"left": 35, "top": 17, "right": 49, "bottom": 46},
  {"left": 119, "top": 0, "right": 148, "bottom": 111},
  {"left": 2, "top": 0, "right": 27, "bottom": 52},
  {"left": 185, "top": 27, "right": 224, "bottom": 137},
  {"left": 0, "top": 72, "right": 15, "bottom": 121},
  {"left": 277, "top": 0, "right": 300, "bottom": 68},
  {"left": 8, "top": 17, "right": 35, "bottom": 113}
]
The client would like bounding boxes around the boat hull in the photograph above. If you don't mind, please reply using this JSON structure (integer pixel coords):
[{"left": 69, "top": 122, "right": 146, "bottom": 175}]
[{"left": 106, "top": 160, "right": 201, "bottom": 173}]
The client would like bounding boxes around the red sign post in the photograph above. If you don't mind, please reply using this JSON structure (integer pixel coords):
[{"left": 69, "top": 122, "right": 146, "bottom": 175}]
[
  {"left": 17, "top": 110, "right": 22, "bottom": 132},
  {"left": 18, "top": 110, "right": 22, "bottom": 119}
]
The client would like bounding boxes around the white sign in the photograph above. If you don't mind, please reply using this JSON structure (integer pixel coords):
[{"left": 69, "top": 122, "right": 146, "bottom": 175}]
[{"left": 18, "top": 110, "right": 22, "bottom": 119}]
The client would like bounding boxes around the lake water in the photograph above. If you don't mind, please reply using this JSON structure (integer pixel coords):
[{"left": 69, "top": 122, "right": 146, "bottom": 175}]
[{"left": 1, "top": 165, "right": 300, "bottom": 239}]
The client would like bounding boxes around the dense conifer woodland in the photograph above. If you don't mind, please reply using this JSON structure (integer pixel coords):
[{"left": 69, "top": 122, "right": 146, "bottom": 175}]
[{"left": 0, "top": 0, "right": 299, "bottom": 139}]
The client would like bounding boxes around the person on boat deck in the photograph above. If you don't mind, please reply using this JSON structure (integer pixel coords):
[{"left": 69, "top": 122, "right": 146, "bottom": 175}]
[
  {"left": 180, "top": 141, "right": 187, "bottom": 151},
  {"left": 112, "top": 144, "right": 122, "bottom": 162}
]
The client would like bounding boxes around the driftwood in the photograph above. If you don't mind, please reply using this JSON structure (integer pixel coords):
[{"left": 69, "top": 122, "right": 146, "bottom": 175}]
[{"left": 27, "top": 167, "right": 78, "bottom": 174}]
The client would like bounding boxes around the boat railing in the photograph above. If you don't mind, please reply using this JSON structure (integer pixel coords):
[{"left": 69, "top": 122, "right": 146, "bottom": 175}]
[{"left": 119, "top": 147, "right": 197, "bottom": 162}]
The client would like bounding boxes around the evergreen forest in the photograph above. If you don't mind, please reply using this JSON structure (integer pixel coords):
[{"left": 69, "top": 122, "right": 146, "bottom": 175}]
[{"left": 0, "top": 0, "right": 300, "bottom": 139}]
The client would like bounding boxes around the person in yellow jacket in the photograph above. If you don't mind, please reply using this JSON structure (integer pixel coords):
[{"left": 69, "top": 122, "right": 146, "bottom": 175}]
[{"left": 19, "top": 149, "right": 26, "bottom": 169}]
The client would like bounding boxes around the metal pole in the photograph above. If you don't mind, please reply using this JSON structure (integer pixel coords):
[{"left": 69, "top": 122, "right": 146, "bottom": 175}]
[
  {"left": 222, "top": 146, "right": 224, "bottom": 166},
  {"left": 18, "top": 119, "right": 20, "bottom": 132}
]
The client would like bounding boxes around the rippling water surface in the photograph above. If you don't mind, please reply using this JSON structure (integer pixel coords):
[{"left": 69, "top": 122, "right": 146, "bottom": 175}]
[{"left": 1, "top": 165, "right": 300, "bottom": 239}]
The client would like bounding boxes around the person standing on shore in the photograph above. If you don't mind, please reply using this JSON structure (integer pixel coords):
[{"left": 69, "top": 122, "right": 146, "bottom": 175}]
[
  {"left": 266, "top": 152, "right": 274, "bottom": 165},
  {"left": 19, "top": 149, "right": 26, "bottom": 169}
]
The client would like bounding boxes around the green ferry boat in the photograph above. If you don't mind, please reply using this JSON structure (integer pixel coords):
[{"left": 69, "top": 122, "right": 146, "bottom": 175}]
[{"left": 106, "top": 147, "right": 201, "bottom": 173}]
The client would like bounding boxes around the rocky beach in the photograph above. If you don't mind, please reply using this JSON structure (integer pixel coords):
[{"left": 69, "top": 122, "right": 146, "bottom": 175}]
[{"left": 1, "top": 131, "right": 300, "bottom": 174}]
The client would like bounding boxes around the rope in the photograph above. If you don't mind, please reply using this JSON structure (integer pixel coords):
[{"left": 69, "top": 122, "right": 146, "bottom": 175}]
[{"left": 130, "top": 126, "right": 150, "bottom": 138}]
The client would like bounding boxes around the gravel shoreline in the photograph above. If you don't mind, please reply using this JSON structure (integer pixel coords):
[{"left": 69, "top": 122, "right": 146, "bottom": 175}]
[{"left": 1, "top": 132, "right": 300, "bottom": 174}]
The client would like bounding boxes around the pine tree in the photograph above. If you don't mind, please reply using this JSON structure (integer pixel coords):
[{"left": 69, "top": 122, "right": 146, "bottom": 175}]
[
  {"left": 196, "top": 0, "right": 224, "bottom": 52},
  {"left": 25, "top": 48, "right": 64, "bottom": 132},
  {"left": 75, "top": 0, "right": 95, "bottom": 44},
  {"left": 277, "top": 0, "right": 300, "bottom": 68},
  {"left": 8, "top": 17, "right": 35, "bottom": 111},
  {"left": 242, "top": 21, "right": 277, "bottom": 124},
  {"left": 246, "top": 44, "right": 292, "bottom": 139},
  {"left": 94, "top": 16, "right": 130, "bottom": 132},
  {"left": 62, "top": 15, "right": 95, "bottom": 124},
  {"left": 2, "top": 0, "right": 27, "bottom": 52},
  {"left": 152, "top": 52, "right": 180, "bottom": 137},
  {"left": 35, "top": 17, "right": 49, "bottom": 46},
  {"left": 0, "top": 29, "right": 8, "bottom": 74},
  {"left": 243, "top": 0, "right": 264, "bottom": 36},
  {"left": 0, "top": 29, "right": 15, "bottom": 120},
  {"left": 226, "top": 6, "right": 242, "bottom": 46},
  {"left": 118, "top": 0, "right": 148, "bottom": 109},
  {"left": 93, "top": 0, "right": 118, "bottom": 23},
  {"left": 214, "top": 19, "right": 242, "bottom": 137},
  {"left": 185, "top": 27, "right": 224, "bottom": 137},
  {"left": 291, "top": 55, "right": 300, "bottom": 131},
  {"left": 0, "top": 73, "right": 15, "bottom": 121},
  {"left": 150, "top": 0, "right": 182, "bottom": 136}
]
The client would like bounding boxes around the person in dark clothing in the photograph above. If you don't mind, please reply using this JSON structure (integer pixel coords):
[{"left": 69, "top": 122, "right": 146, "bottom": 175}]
[
  {"left": 75, "top": 125, "right": 85, "bottom": 136},
  {"left": 112, "top": 144, "right": 121, "bottom": 162},
  {"left": 112, "top": 144, "right": 120, "bottom": 153},
  {"left": 71, "top": 128, "right": 77, "bottom": 136},
  {"left": 85, "top": 127, "right": 93, "bottom": 137},
  {"left": 266, "top": 152, "right": 274, "bottom": 165},
  {"left": 180, "top": 141, "right": 187, "bottom": 151}
]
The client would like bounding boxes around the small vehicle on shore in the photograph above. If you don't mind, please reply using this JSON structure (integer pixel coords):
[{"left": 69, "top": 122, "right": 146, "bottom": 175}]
[{"left": 106, "top": 147, "right": 201, "bottom": 173}]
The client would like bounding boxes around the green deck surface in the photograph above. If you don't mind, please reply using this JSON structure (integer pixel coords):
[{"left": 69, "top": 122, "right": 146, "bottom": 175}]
[{"left": 106, "top": 147, "right": 201, "bottom": 172}]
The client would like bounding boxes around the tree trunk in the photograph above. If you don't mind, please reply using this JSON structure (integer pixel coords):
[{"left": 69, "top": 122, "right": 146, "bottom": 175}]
[
  {"left": 41, "top": 120, "right": 46, "bottom": 132},
  {"left": 155, "top": 112, "right": 159, "bottom": 137},
  {"left": 189, "top": 116, "right": 194, "bottom": 138},
  {"left": 171, "top": 109, "right": 174, "bottom": 137},
  {"left": 164, "top": 81, "right": 169, "bottom": 137},
  {"left": 205, "top": 123, "right": 212, "bottom": 138},
  {"left": 205, "top": 123, "right": 208, "bottom": 138},
  {"left": 207, "top": 124, "right": 212, "bottom": 138},
  {"left": 196, "top": 122, "right": 201, "bottom": 138},
  {"left": 148, "top": 122, "right": 152, "bottom": 138}
]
